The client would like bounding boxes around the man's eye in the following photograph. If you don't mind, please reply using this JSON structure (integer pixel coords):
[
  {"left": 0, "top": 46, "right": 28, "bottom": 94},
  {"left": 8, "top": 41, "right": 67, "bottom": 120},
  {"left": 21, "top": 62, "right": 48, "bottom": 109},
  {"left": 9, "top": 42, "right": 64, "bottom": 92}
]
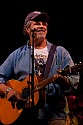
[
  {"left": 35, "top": 22, "right": 40, "bottom": 25},
  {"left": 43, "top": 22, "right": 48, "bottom": 26}
]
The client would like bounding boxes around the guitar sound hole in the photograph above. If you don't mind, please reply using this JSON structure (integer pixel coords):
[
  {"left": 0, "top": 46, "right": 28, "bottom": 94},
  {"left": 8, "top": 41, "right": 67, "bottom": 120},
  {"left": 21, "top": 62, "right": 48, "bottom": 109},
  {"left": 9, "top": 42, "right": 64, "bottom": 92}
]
[{"left": 22, "top": 87, "right": 30, "bottom": 99}]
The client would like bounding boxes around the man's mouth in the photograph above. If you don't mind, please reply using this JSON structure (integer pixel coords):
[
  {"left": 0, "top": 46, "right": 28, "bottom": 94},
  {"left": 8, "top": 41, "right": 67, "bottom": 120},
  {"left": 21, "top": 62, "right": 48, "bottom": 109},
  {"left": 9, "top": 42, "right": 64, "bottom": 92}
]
[{"left": 36, "top": 28, "right": 46, "bottom": 32}]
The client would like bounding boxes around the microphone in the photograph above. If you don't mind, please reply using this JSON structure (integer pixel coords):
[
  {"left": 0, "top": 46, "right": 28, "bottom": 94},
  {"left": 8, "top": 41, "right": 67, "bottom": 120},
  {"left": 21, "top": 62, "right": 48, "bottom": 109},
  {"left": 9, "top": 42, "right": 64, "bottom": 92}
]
[
  {"left": 31, "top": 28, "right": 37, "bottom": 38},
  {"left": 31, "top": 28, "right": 37, "bottom": 32}
]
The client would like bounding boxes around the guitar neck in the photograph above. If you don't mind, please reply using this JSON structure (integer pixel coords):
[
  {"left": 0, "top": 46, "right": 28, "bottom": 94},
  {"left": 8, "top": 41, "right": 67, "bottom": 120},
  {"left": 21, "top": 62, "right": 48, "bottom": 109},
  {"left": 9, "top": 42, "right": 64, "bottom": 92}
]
[{"left": 34, "top": 76, "right": 54, "bottom": 92}]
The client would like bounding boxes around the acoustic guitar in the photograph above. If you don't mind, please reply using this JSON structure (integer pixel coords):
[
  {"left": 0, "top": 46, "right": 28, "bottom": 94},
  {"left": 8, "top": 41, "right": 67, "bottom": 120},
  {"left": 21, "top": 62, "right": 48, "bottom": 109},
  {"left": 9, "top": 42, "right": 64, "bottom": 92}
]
[{"left": 0, "top": 62, "right": 83, "bottom": 124}]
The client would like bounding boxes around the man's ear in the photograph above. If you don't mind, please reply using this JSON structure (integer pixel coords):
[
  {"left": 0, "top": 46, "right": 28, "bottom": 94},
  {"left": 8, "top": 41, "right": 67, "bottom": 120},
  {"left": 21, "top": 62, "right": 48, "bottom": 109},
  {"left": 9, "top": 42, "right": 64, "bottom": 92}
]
[{"left": 26, "top": 27, "right": 30, "bottom": 34}]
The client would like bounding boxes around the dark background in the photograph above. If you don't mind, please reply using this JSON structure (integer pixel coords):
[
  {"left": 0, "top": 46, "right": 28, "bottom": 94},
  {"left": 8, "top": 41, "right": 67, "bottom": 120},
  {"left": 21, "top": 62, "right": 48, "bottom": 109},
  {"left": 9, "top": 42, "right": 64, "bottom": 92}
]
[{"left": 0, "top": 0, "right": 83, "bottom": 65}]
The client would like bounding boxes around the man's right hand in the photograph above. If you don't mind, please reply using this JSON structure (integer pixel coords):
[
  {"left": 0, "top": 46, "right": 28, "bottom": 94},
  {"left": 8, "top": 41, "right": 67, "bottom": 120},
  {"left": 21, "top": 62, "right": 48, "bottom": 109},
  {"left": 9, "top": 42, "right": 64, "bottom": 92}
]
[{"left": 5, "top": 88, "right": 21, "bottom": 101}]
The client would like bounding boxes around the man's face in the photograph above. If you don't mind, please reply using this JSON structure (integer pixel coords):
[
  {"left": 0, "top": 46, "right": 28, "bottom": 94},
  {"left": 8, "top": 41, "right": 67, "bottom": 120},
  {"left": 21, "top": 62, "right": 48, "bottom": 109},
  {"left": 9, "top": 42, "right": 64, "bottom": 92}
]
[{"left": 28, "top": 21, "right": 48, "bottom": 39}]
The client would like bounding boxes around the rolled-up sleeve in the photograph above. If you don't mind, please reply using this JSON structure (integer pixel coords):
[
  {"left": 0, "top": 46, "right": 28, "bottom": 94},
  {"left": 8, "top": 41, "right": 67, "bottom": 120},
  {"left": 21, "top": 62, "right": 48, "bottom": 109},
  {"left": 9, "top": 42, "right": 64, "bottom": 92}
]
[{"left": 67, "top": 74, "right": 79, "bottom": 89}]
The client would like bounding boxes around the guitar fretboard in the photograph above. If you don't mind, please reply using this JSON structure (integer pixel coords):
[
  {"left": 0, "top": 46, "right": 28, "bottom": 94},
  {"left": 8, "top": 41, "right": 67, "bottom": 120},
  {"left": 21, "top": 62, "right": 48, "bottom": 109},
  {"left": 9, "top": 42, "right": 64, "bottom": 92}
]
[{"left": 34, "top": 76, "right": 54, "bottom": 92}]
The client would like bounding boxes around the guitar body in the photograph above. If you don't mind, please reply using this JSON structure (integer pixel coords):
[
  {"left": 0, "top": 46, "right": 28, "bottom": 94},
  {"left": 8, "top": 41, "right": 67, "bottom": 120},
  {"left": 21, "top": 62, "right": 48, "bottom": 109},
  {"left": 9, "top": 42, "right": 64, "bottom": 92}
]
[
  {"left": 0, "top": 98, "right": 23, "bottom": 125},
  {"left": 0, "top": 75, "right": 39, "bottom": 125}
]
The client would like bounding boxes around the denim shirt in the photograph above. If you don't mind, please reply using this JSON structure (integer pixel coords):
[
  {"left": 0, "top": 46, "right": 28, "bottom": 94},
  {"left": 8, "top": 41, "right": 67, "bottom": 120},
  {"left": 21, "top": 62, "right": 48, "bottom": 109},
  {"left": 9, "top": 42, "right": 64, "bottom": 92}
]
[{"left": 0, "top": 41, "right": 79, "bottom": 120}]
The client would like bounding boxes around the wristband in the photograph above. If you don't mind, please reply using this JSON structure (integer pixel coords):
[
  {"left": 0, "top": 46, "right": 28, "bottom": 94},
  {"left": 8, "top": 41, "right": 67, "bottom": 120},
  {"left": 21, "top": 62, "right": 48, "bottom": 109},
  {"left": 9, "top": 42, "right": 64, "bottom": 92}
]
[{"left": 5, "top": 87, "right": 12, "bottom": 98}]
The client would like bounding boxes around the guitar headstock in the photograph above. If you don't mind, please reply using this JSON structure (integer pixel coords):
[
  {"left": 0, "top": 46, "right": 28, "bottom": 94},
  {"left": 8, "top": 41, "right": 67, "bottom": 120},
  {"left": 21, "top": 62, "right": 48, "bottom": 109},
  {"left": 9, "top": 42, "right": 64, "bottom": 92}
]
[{"left": 57, "top": 62, "right": 83, "bottom": 76}]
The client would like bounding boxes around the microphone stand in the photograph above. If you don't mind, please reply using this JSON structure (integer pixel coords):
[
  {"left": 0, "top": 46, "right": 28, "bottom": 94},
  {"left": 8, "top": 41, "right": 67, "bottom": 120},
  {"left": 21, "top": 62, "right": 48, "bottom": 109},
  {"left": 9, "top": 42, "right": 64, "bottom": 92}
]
[{"left": 31, "top": 29, "right": 35, "bottom": 108}]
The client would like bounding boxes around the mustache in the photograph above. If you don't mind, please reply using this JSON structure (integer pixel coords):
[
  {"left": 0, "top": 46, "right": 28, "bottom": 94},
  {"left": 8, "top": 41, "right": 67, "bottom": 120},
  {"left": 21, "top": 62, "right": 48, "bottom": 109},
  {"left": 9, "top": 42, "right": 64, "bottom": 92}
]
[{"left": 31, "top": 28, "right": 46, "bottom": 32}]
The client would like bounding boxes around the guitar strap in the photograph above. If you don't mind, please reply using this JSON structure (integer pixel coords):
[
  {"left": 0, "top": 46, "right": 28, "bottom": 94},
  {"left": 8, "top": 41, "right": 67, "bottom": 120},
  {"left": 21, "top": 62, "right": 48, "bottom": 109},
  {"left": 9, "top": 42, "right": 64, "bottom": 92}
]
[
  {"left": 39, "top": 44, "right": 57, "bottom": 107},
  {"left": 44, "top": 44, "right": 57, "bottom": 79}
]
